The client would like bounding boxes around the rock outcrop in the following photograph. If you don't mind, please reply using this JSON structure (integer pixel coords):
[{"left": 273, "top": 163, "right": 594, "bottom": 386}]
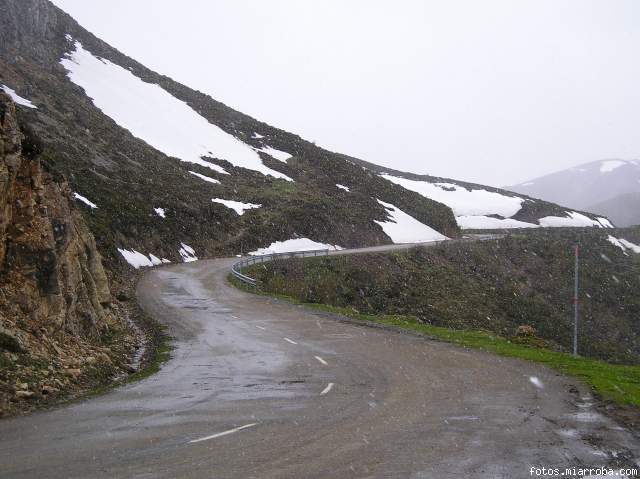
[{"left": 0, "top": 93, "right": 131, "bottom": 415}]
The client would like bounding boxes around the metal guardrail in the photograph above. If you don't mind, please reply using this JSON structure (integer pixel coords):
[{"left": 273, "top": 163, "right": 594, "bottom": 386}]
[
  {"left": 231, "top": 249, "right": 331, "bottom": 287},
  {"left": 230, "top": 235, "right": 504, "bottom": 287}
]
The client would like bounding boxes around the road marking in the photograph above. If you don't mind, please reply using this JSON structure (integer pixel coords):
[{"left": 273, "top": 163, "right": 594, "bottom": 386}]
[
  {"left": 283, "top": 337, "right": 298, "bottom": 345},
  {"left": 320, "top": 383, "right": 334, "bottom": 395},
  {"left": 231, "top": 315, "right": 239, "bottom": 319},
  {"left": 255, "top": 325, "right": 266, "bottom": 330},
  {"left": 189, "top": 423, "right": 258, "bottom": 444},
  {"left": 314, "top": 356, "right": 328, "bottom": 365},
  {"left": 529, "top": 376, "right": 544, "bottom": 389}
]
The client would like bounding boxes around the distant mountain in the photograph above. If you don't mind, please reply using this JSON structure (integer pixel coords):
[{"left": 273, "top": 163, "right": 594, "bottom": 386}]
[
  {"left": 0, "top": 0, "right": 613, "bottom": 274},
  {"left": 507, "top": 159, "right": 640, "bottom": 226},
  {"left": 586, "top": 192, "right": 640, "bottom": 227}
]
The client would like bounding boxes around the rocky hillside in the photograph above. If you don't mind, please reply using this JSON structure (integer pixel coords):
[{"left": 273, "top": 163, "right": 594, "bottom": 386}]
[
  {"left": 0, "top": 0, "right": 613, "bottom": 274},
  {"left": 248, "top": 228, "right": 640, "bottom": 364},
  {"left": 0, "top": 93, "right": 133, "bottom": 416}
]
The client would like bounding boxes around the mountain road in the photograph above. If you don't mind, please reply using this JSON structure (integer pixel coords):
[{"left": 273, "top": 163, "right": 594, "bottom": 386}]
[{"left": 0, "top": 243, "right": 638, "bottom": 478}]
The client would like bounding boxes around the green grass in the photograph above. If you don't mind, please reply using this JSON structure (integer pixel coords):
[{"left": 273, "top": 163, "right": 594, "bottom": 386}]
[{"left": 229, "top": 275, "right": 640, "bottom": 408}]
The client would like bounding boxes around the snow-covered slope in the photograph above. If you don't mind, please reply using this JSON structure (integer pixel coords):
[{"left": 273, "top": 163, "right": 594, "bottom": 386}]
[
  {"left": 374, "top": 200, "right": 447, "bottom": 243},
  {"left": 61, "top": 40, "right": 292, "bottom": 181},
  {"left": 607, "top": 235, "right": 640, "bottom": 255},
  {"left": 507, "top": 159, "right": 640, "bottom": 226},
  {"left": 380, "top": 173, "right": 612, "bottom": 230}
]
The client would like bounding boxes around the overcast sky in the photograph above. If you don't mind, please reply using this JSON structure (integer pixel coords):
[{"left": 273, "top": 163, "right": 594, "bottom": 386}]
[{"left": 52, "top": 0, "right": 640, "bottom": 187}]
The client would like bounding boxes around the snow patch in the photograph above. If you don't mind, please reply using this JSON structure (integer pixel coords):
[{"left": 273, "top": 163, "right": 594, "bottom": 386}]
[
  {"left": 597, "top": 217, "right": 614, "bottom": 228},
  {"left": 148, "top": 254, "right": 163, "bottom": 266},
  {"left": 381, "top": 174, "right": 524, "bottom": 217},
  {"left": 608, "top": 235, "right": 628, "bottom": 254},
  {"left": 252, "top": 132, "right": 264, "bottom": 139},
  {"left": 249, "top": 238, "right": 343, "bottom": 256},
  {"left": 117, "top": 249, "right": 166, "bottom": 269},
  {"left": 154, "top": 207, "right": 166, "bottom": 218},
  {"left": 60, "top": 41, "right": 291, "bottom": 180},
  {"left": 1, "top": 84, "right": 37, "bottom": 109},
  {"left": 189, "top": 171, "right": 221, "bottom": 184},
  {"left": 600, "top": 160, "right": 627, "bottom": 173},
  {"left": 336, "top": 184, "right": 350, "bottom": 192},
  {"left": 609, "top": 235, "right": 640, "bottom": 254},
  {"left": 374, "top": 200, "right": 448, "bottom": 244},
  {"left": 73, "top": 192, "right": 97, "bottom": 209},
  {"left": 538, "top": 212, "right": 612, "bottom": 228},
  {"left": 179, "top": 243, "right": 198, "bottom": 262},
  {"left": 620, "top": 238, "right": 640, "bottom": 253},
  {"left": 256, "top": 146, "right": 292, "bottom": 162},
  {"left": 212, "top": 198, "right": 261, "bottom": 215},
  {"left": 457, "top": 216, "right": 538, "bottom": 230}
]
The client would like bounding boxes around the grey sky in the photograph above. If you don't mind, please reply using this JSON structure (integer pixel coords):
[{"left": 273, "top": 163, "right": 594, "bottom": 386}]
[{"left": 51, "top": 0, "right": 640, "bottom": 187}]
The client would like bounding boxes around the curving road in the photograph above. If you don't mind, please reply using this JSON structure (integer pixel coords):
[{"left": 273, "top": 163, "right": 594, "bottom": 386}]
[{"left": 0, "top": 250, "right": 638, "bottom": 478}]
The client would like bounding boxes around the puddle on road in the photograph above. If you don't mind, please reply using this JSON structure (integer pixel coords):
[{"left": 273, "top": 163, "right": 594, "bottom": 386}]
[{"left": 569, "top": 411, "right": 605, "bottom": 423}]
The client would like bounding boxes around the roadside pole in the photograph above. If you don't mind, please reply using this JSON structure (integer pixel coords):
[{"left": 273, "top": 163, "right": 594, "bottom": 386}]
[{"left": 573, "top": 244, "right": 579, "bottom": 357}]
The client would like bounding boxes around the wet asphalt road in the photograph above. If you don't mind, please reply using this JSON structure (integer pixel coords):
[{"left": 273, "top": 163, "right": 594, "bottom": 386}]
[{"left": 0, "top": 255, "right": 638, "bottom": 478}]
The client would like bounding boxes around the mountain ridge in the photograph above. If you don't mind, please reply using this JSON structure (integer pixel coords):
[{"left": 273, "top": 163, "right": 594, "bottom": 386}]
[
  {"left": 0, "top": 0, "right": 613, "bottom": 275},
  {"left": 507, "top": 159, "right": 640, "bottom": 226}
]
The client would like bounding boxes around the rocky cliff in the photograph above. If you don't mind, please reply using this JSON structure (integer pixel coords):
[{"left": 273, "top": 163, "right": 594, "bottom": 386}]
[{"left": 0, "top": 93, "right": 132, "bottom": 416}]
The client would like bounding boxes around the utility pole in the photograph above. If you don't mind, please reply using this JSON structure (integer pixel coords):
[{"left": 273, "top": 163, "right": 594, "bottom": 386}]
[{"left": 573, "top": 244, "right": 580, "bottom": 357}]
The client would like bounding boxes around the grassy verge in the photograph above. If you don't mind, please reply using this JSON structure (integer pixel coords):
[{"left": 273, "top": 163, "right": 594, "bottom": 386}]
[
  {"left": 229, "top": 275, "right": 640, "bottom": 408},
  {"left": 84, "top": 317, "right": 173, "bottom": 400},
  {"left": 125, "top": 333, "right": 173, "bottom": 385}
]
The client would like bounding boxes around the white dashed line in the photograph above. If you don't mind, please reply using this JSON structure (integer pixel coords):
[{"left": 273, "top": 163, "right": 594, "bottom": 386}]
[
  {"left": 283, "top": 337, "right": 298, "bottom": 345},
  {"left": 320, "top": 383, "right": 334, "bottom": 395},
  {"left": 189, "top": 423, "right": 258, "bottom": 444},
  {"left": 529, "top": 376, "right": 544, "bottom": 389},
  {"left": 231, "top": 315, "right": 239, "bottom": 319},
  {"left": 314, "top": 356, "right": 328, "bottom": 366},
  {"left": 255, "top": 325, "right": 266, "bottom": 330}
]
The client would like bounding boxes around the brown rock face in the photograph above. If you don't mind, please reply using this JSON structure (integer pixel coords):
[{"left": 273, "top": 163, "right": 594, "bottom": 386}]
[
  {"left": 0, "top": 93, "right": 130, "bottom": 415},
  {"left": 0, "top": 92, "right": 112, "bottom": 337}
]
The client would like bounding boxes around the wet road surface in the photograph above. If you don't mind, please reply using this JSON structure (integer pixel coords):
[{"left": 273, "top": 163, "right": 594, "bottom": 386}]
[{"left": 0, "top": 256, "right": 638, "bottom": 478}]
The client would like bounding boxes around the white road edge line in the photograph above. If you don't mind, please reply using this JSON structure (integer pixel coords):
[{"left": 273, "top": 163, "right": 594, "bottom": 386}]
[
  {"left": 314, "top": 356, "right": 328, "bottom": 366},
  {"left": 283, "top": 337, "right": 298, "bottom": 345},
  {"left": 189, "top": 423, "right": 258, "bottom": 444},
  {"left": 320, "top": 383, "right": 334, "bottom": 395},
  {"left": 255, "top": 325, "right": 266, "bottom": 330}
]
